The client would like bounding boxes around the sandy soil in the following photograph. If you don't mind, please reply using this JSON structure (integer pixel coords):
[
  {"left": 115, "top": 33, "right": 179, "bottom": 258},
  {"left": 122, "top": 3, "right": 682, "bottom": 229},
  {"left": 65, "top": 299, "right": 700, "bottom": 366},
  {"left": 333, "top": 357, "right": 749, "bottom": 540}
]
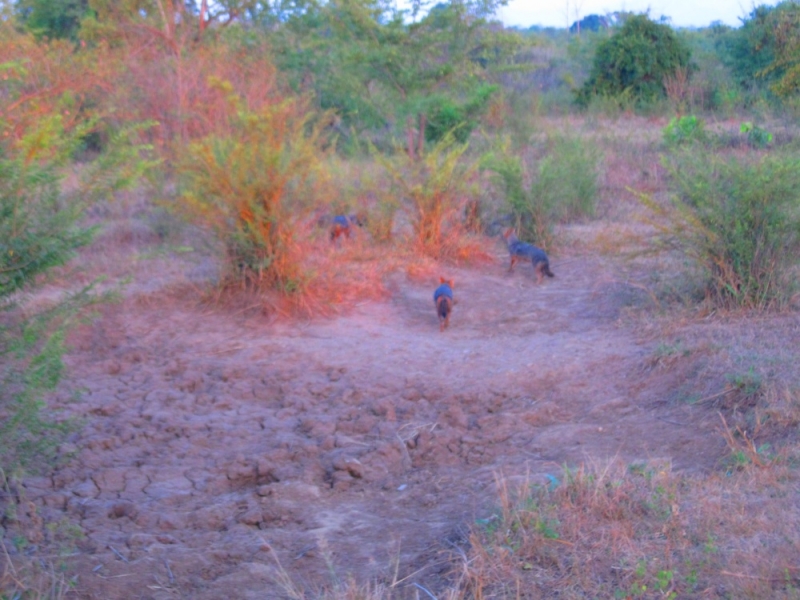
[{"left": 8, "top": 239, "right": 733, "bottom": 599}]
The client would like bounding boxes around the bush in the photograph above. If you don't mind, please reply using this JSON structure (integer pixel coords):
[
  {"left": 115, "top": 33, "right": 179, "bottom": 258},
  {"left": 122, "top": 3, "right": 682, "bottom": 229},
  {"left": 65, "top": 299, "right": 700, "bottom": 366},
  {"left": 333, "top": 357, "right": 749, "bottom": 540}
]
[
  {"left": 422, "top": 84, "right": 499, "bottom": 144},
  {"left": 0, "top": 35, "right": 155, "bottom": 475},
  {"left": 16, "top": 0, "right": 90, "bottom": 41},
  {"left": 576, "top": 14, "right": 693, "bottom": 108},
  {"left": 663, "top": 115, "right": 706, "bottom": 146},
  {"left": 378, "top": 135, "right": 480, "bottom": 260},
  {"left": 485, "top": 134, "right": 600, "bottom": 248},
  {"left": 0, "top": 156, "right": 95, "bottom": 474},
  {"left": 178, "top": 82, "right": 328, "bottom": 294},
  {"left": 0, "top": 161, "right": 93, "bottom": 299},
  {"left": 533, "top": 134, "right": 600, "bottom": 222},
  {"left": 642, "top": 150, "right": 800, "bottom": 310},
  {"left": 0, "top": 127, "right": 142, "bottom": 476},
  {"left": 740, "top": 122, "right": 773, "bottom": 148},
  {"left": 715, "top": 3, "right": 800, "bottom": 96}
]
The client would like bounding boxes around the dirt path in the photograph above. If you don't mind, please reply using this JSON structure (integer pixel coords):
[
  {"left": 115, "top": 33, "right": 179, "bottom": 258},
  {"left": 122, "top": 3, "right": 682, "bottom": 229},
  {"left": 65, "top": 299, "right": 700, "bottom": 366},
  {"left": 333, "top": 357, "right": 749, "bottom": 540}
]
[{"left": 19, "top": 250, "right": 726, "bottom": 598}]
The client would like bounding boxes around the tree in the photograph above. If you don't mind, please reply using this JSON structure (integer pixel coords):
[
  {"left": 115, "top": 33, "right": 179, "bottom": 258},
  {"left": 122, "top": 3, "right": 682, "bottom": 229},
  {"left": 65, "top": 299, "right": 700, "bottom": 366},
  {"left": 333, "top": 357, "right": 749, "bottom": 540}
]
[
  {"left": 15, "top": 0, "right": 90, "bottom": 40},
  {"left": 761, "top": 2, "right": 800, "bottom": 98},
  {"left": 575, "top": 13, "right": 692, "bottom": 107},
  {"left": 262, "top": 0, "right": 520, "bottom": 142},
  {"left": 714, "top": 4, "right": 784, "bottom": 93},
  {"left": 569, "top": 14, "right": 609, "bottom": 34}
]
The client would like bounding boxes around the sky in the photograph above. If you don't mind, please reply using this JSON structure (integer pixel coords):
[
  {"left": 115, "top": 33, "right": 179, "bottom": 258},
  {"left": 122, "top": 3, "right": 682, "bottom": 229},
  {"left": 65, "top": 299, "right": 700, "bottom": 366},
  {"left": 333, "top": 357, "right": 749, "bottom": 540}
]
[{"left": 494, "top": 0, "right": 771, "bottom": 29}]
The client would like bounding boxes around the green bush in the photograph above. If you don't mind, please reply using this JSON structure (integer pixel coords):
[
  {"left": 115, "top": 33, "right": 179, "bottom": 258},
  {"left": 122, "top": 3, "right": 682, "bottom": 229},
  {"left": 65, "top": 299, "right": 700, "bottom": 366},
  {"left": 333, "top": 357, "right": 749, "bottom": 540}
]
[
  {"left": 715, "top": 3, "right": 798, "bottom": 95},
  {"left": 0, "top": 153, "right": 93, "bottom": 474},
  {"left": 16, "top": 0, "right": 90, "bottom": 41},
  {"left": 663, "top": 115, "right": 706, "bottom": 146},
  {"left": 533, "top": 134, "right": 600, "bottom": 222},
  {"left": 0, "top": 75, "right": 153, "bottom": 475},
  {"left": 576, "top": 14, "right": 692, "bottom": 108},
  {"left": 485, "top": 134, "right": 600, "bottom": 248},
  {"left": 740, "top": 122, "right": 773, "bottom": 148},
  {"left": 423, "top": 84, "right": 499, "bottom": 144},
  {"left": 642, "top": 150, "right": 800, "bottom": 310}
]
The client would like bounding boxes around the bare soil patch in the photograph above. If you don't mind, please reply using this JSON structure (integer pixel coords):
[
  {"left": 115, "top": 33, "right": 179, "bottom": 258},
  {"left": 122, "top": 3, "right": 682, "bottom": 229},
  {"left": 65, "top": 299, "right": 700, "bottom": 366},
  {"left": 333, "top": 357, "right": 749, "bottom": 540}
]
[{"left": 4, "top": 239, "right": 755, "bottom": 598}]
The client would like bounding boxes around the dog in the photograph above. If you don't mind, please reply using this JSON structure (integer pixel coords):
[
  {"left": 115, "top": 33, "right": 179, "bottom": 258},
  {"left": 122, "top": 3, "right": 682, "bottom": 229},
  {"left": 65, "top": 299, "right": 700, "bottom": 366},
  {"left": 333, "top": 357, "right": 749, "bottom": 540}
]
[
  {"left": 502, "top": 228, "right": 555, "bottom": 284},
  {"left": 330, "top": 213, "right": 366, "bottom": 243},
  {"left": 433, "top": 277, "right": 455, "bottom": 332}
]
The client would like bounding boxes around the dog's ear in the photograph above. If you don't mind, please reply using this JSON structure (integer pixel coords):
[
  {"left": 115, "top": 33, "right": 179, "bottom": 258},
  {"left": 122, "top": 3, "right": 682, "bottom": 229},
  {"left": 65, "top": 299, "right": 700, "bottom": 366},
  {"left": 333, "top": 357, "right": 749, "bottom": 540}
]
[{"left": 439, "top": 276, "right": 446, "bottom": 284}]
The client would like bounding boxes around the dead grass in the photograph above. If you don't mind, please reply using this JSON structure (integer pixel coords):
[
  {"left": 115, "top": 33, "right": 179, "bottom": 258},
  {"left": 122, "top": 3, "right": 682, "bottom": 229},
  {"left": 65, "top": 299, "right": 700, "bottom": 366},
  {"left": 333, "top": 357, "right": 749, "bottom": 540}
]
[
  {"left": 1, "top": 542, "right": 74, "bottom": 600},
  {"left": 254, "top": 429, "right": 800, "bottom": 599},
  {"left": 0, "top": 475, "right": 77, "bottom": 600},
  {"left": 454, "top": 444, "right": 800, "bottom": 600}
]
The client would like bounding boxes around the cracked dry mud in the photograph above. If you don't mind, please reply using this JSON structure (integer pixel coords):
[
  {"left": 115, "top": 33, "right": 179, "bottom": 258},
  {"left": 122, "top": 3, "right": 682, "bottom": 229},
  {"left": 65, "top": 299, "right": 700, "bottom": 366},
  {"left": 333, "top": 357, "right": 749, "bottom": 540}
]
[{"left": 15, "top": 251, "right": 726, "bottom": 598}]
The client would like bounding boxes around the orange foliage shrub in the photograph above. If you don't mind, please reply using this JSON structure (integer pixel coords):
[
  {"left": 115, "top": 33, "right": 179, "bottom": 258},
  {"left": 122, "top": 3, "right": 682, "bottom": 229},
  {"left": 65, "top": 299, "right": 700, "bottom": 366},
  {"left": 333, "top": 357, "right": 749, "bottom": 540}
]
[
  {"left": 379, "top": 136, "right": 490, "bottom": 262},
  {"left": 178, "top": 83, "right": 329, "bottom": 294}
]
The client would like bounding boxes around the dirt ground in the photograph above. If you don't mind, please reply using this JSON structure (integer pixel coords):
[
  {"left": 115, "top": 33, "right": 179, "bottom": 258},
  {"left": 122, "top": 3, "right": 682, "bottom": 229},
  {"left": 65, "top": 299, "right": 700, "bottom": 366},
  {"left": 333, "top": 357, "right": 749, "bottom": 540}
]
[{"left": 7, "top": 230, "right": 746, "bottom": 599}]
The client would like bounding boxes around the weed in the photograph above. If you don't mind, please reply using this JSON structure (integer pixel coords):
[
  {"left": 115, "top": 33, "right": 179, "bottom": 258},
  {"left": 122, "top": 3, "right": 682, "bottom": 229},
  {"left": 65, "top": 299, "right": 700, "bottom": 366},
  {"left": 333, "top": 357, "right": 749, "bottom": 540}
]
[
  {"left": 726, "top": 367, "right": 763, "bottom": 397},
  {"left": 650, "top": 340, "right": 691, "bottom": 369}
]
